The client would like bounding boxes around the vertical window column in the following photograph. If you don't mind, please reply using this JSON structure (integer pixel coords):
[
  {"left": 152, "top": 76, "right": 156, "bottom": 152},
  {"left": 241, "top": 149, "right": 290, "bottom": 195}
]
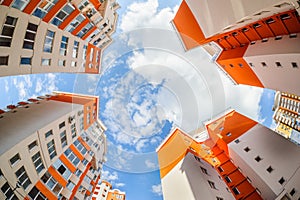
[
  {"left": 0, "top": 16, "right": 18, "bottom": 47},
  {"left": 43, "top": 30, "right": 55, "bottom": 53}
]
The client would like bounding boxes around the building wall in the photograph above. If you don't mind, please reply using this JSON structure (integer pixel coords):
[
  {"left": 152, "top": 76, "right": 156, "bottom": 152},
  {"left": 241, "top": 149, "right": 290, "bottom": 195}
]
[
  {"left": 161, "top": 153, "right": 235, "bottom": 200},
  {"left": 244, "top": 35, "right": 300, "bottom": 95},
  {"left": 228, "top": 124, "right": 300, "bottom": 199}
]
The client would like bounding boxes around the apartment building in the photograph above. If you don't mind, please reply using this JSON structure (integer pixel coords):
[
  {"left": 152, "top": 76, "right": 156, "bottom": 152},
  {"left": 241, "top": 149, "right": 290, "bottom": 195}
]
[
  {"left": 157, "top": 110, "right": 300, "bottom": 200},
  {"left": 0, "top": 92, "right": 107, "bottom": 200},
  {"left": 91, "top": 180, "right": 125, "bottom": 200},
  {"left": 0, "top": 0, "right": 119, "bottom": 76},
  {"left": 172, "top": 0, "right": 300, "bottom": 95},
  {"left": 273, "top": 91, "right": 300, "bottom": 145}
]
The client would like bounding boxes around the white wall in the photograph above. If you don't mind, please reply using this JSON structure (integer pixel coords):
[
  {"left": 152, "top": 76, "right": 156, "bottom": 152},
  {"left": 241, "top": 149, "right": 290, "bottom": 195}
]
[
  {"left": 228, "top": 124, "right": 300, "bottom": 200},
  {"left": 161, "top": 153, "right": 234, "bottom": 200}
]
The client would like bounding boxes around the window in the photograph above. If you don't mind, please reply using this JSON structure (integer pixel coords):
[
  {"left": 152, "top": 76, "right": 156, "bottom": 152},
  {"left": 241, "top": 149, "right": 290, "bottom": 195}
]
[
  {"left": 77, "top": 22, "right": 93, "bottom": 38},
  {"left": 290, "top": 188, "right": 296, "bottom": 196},
  {"left": 20, "top": 57, "right": 31, "bottom": 65},
  {"left": 290, "top": 33, "right": 297, "bottom": 38},
  {"left": 28, "top": 140, "right": 37, "bottom": 151},
  {"left": 64, "top": 148, "right": 80, "bottom": 166},
  {"left": 71, "top": 123, "right": 77, "bottom": 138},
  {"left": 28, "top": 186, "right": 47, "bottom": 200},
  {"left": 216, "top": 197, "right": 223, "bottom": 200},
  {"left": 41, "top": 172, "right": 63, "bottom": 195},
  {"left": 43, "top": 30, "right": 55, "bottom": 53},
  {"left": 74, "top": 140, "right": 87, "bottom": 155},
  {"left": 1, "top": 182, "right": 18, "bottom": 200},
  {"left": 33, "top": 0, "right": 59, "bottom": 19},
  {"left": 275, "top": 35, "right": 282, "bottom": 40},
  {"left": 278, "top": 177, "right": 285, "bottom": 185},
  {"left": 65, "top": 14, "right": 85, "bottom": 33},
  {"left": 59, "top": 121, "right": 65, "bottom": 129},
  {"left": 51, "top": 3, "right": 75, "bottom": 26},
  {"left": 53, "top": 159, "right": 71, "bottom": 180},
  {"left": 238, "top": 63, "right": 243, "bottom": 67},
  {"left": 234, "top": 139, "right": 240, "bottom": 144},
  {"left": 224, "top": 176, "right": 232, "bottom": 183},
  {"left": 47, "top": 139, "right": 57, "bottom": 159},
  {"left": 244, "top": 147, "right": 250, "bottom": 152},
  {"left": 15, "top": 166, "right": 31, "bottom": 190},
  {"left": 75, "top": 169, "right": 82, "bottom": 177},
  {"left": 292, "top": 62, "right": 298, "bottom": 68},
  {"left": 41, "top": 58, "right": 51, "bottom": 66},
  {"left": 10, "top": 153, "right": 21, "bottom": 166},
  {"left": 249, "top": 62, "right": 254, "bottom": 67},
  {"left": 0, "top": 16, "right": 18, "bottom": 47},
  {"left": 208, "top": 180, "right": 216, "bottom": 189},
  {"left": 32, "top": 152, "right": 45, "bottom": 174},
  {"left": 82, "top": 45, "right": 87, "bottom": 67},
  {"left": 59, "top": 36, "right": 68, "bottom": 56},
  {"left": 276, "top": 62, "right": 282, "bottom": 67},
  {"left": 11, "top": 0, "right": 30, "bottom": 11},
  {"left": 226, "top": 132, "right": 231, "bottom": 137},
  {"left": 232, "top": 187, "right": 240, "bottom": 195},
  {"left": 82, "top": 158, "right": 88, "bottom": 166},
  {"left": 72, "top": 41, "right": 79, "bottom": 58},
  {"left": 280, "top": 13, "right": 291, "bottom": 20},
  {"left": 67, "top": 181, "right": 75, "bottom": 191},
  {"left": 45, "top": 130, "right": 53, "bottom": 138},
  {"left": 218, "top": 166, "right": 224, "bottom": 172},
  {"left": 0, "top": 56, "right": 9, "bottom": 65},
  {"left": 265, "top": 18, "right": 275, "bottom": 24},
  {"left": 261, "top": 62, "right": 267, "bottom": 67},
  {"left": 23, "top": 22, "right": 38, "bottom": 49},
  {"left": 58, "top": 60, "right": 66, "bottom": 66},
  {"left": 255, "top": 156, "right": 262, "bottom": 162},
  {"left": 200, "top": 167, "right": 208, "bottom": 174},
  {"left": 266, "top": 166, "right": 273, "bottom": 173},
  {"left": 60, "top": 131, "right": 67, "bottom": 148},
  {"left": 71, "top": 61, "right": 77, "bottom": 67}
]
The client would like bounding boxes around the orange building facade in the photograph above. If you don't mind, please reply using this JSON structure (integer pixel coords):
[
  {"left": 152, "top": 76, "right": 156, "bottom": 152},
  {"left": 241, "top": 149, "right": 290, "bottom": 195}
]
[
  {"left": 157, "top": 110, "right": 300, "bottom": 199},
  {"left": 0, "top": 92, "right": 107, "bottom": 200},
  {"left": 0, "top": 0, "right": 119, "bottom": 76},
  {"left": 172, "top": 0, "right": 300, "bottom": 95}
]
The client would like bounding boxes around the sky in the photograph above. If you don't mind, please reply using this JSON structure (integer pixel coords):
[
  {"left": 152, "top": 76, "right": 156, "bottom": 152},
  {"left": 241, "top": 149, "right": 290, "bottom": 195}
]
[{"left": 0, "top": 0, "right": 277, "bottom": 199}]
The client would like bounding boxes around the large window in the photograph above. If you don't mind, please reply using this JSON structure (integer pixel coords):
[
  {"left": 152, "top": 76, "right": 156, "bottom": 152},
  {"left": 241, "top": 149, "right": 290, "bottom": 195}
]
[
  {"left": 71, "top": 123, "right": 77, "bottom": 138},
  {"left": 0, "top": 16, "right": 18, "bottom": 47},
  {"left": 28, "top": 186, "right": 47, "bottom": 200},
  {"left": 51, "top": 3, "right": 75, "bottom": 26},
  {"left": 0, "top": 56, "right": 9, "bottom": 65},
  {"left": 59, "top": 36, "right": 68, "bottom": 56},
  {"left": 74, "top": 140, "right": 87, "bottom": 155},
  {"left": 72, "top": 41, "right": 79, "bottom": 58},
  {"left": 82, "top": 45, "right": 87, "bottom": 68},
  {"left": 33, "top": 0, "right": 59, "bottom": 19},
  {"left": 60, "top": 130, "right": 67, "bottom": 148},
  {"left": 28, "top": 140, "right": 38, "bottom": 151},
  {"left": 15, "top": 166, "right": 31, "bottom": 190},
  {"left": 43, "top": 30, "right": 55, "bottom": 53},
  {"left": 32, "top": 152, "right": 45, "bottom": 174},
  {"left": 65, "top": 14, "right": 85, "bottom": 33},
  {"left": 10, "top": 153, "right": 21, "bottom": 166},
  {"left": 23, "top": 22, "right": 38, "bottom": 49},
  {"left": 47, "top": 139, "right": 57, "bottom": 160},
  {"left": 77, "top": 23, "right": 93, "bottom": 38},
  {"left": 1, "top": 182, "right": 18, "bottom": 200},
  {"left": 53, "top": 159, "right": 71, "bottom": 180},
  {"left": 11, "top": 0, "right": 30, "bottom": 11},
  {"left": 41, "top": 172, "right": 63, "bottom": 195},
  {"left": 64, "top": 148, "right": 80, "bottom": 166}
]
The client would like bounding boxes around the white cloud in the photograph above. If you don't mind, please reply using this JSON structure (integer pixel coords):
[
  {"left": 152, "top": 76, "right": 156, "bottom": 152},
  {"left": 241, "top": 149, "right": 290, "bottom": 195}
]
[
  {"left": 136, "top": 139, "right": 148, "bottom": 152},
  {"left": 4, "top": 80, "right": 9, "bottom": 93},
  {"left": 151, "top": 184, "right": 162, "bottom": 196},
  {"left": 145, "top": 159, "right": 156, "bottom": 169},
  {"left": 120, "top": 0, "right": 178, "bottom": 32},
  {"left": 35, "top": 78, "right": 43, "bottom": 93},
  {"left": 115, "top": 183, "right": 125, "bottom": 187},
  {"left": 101, "top": 170, "right": 119, "bottom": 182}
]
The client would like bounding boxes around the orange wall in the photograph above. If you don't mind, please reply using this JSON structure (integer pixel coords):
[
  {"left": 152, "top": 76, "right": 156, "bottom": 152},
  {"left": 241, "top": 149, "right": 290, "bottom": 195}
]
[{"left": 172, "top": 0, "right": 205, "bottom": 50}]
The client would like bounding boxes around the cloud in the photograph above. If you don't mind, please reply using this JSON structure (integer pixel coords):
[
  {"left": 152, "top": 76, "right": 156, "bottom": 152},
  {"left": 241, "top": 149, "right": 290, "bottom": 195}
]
[
  {"left": 120, "top": 0, "right": 179, "bottom": 32},
  {"left": 115, "top": 183, "right": 125, "bottom": 187},
  {"left": 35, "top": 78, "right": 43, "bottom": 93},
  {"left": 151, "top": 184, "right": 162, "bottom": 196},
  {"left": 4, "top": 80, "right": 9, "bottom": 93},
  {"left": 145, "top": 159, "right": 156, "bottom": 169},
  {"left": 101, "top": 170, "right": 119, "bottom": 182}
]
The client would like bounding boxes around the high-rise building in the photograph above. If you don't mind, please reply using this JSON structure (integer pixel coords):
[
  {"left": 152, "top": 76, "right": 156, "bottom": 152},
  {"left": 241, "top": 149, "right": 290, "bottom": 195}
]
[
  {"left": 157, "top": 110, "right": 300, "bottom": 200},
  {"left": 0, "top": 0, "right": 119, "bottom": 76},
  {"left": 172, "top": 0, "right": 300, "bottom": 95},
  {"left": 273, "top": 91, "right": 300, "bottom": 144},
  {"left": 91, "top": 180, "right": 125, "bottom": 200},
  {"left": 0, "top": 92, "right": 107, "bottom": 200}
]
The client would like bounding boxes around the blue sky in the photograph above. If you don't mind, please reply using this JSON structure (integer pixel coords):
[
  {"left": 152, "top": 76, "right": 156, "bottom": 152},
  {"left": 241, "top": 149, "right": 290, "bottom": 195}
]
[{"left": 0, "top": 0, "right": 278, "bottom": 200}]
